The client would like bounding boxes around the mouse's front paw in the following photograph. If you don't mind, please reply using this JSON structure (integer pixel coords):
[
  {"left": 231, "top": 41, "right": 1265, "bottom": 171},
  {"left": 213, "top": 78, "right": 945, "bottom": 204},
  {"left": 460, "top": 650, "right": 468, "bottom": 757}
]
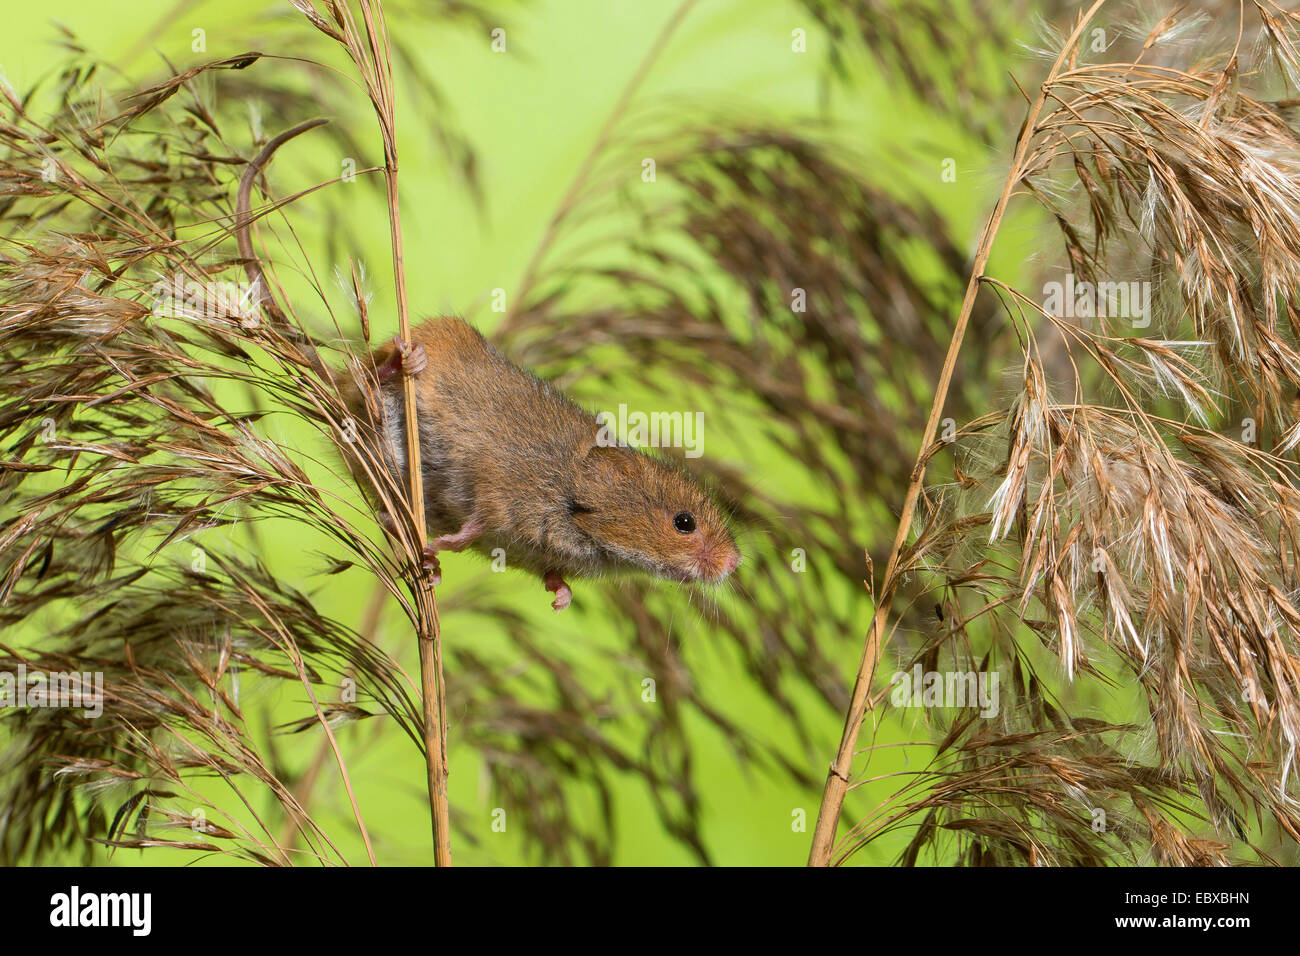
[
  {"left": 377, "top": 337, "right": 428, "bottom": 382},
  {"left": 401, "top": 341, "right": 428, "bottom": 377},
  {"left": 543, "top": 571, "right": 571, "bottom": 611}
]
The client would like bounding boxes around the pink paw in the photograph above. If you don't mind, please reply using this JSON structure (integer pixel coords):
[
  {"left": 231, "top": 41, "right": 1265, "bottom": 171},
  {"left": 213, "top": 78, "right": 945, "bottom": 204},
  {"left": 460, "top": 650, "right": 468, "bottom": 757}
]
[
  {"left": 377, "top": 338, "right": 428, "bottom": 383},
  {"left": 403, "top": 342, "right": 428, "bottom": 376},
  {"left": 430, "top": 516, "right": 484, "bottom": 553},
  {"left": 544, "top": 572, "right": 572, "bottom": 612}
]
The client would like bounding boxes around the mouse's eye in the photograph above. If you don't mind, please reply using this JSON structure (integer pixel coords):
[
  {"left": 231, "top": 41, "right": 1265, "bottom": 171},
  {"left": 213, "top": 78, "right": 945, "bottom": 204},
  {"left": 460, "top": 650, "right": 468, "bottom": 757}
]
[{"left": 673, "top": 511, "right": 696, "bottom": 534}]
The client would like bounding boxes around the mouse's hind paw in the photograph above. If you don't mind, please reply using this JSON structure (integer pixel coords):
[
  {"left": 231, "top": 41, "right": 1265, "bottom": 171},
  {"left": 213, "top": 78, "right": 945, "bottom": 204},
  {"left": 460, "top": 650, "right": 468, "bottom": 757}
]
[
  {"left": 430, "top": 515, "right": 484, "bottom": 553},
  {"left": 543, "top": 571, "right": 572, "bottom": 611}
]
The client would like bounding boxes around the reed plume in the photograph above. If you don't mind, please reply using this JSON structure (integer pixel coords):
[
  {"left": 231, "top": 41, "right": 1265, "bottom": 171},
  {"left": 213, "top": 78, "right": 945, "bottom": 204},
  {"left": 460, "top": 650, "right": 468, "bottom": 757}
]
[{"left": 811, "top": 0, "right": 1300, "bottom": 866}]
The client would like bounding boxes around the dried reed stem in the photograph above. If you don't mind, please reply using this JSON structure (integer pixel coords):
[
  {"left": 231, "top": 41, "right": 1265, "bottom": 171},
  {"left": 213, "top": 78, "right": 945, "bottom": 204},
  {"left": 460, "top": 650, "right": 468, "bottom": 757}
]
[
  {"left": 381, "top": 96, "right": 452, "bottom": 869},
  {"left": 369, "top": 2, "right": 451, "bottom": 870},
  {"left": 315, "top": 0, "right": 451, "bottom": 865},
  {"left": 806, "top": 0, "right": 1109, "bottom": 867}
]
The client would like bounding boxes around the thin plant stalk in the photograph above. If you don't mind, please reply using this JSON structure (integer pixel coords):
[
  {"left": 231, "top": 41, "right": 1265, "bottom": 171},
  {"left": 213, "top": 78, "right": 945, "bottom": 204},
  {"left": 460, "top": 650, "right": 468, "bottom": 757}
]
[
  {"left": 363, "top": 0, "right": 451, "bottom": 869},
  {"left": 310, "top": 0, "right": 451, "bottom": 865}
]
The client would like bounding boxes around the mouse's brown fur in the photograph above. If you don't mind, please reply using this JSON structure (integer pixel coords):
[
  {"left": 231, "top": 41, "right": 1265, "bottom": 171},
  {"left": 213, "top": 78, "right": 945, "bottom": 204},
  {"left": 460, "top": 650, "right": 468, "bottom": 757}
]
[{"left": 341, "top": 318, "right": 740, "bottom": 610}]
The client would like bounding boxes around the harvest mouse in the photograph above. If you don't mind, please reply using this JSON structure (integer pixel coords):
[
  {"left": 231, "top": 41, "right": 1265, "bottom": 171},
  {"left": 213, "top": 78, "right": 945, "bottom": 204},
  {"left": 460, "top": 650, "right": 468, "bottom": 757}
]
[
  {"left": 341, "top": 320, "right": 741, "bottom": 610},
  {"left": 236, "top": 122, "right": 740, "bottom": 610}
]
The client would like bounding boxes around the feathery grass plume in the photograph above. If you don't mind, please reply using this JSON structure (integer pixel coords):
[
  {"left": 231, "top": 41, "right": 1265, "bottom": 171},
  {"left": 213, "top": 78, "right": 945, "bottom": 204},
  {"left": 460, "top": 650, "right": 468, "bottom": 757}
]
[
  {"left": 0, "top": 2, "right": 455, "bottom": 861},
  {"left": 812, "top": 0, "right": 1300, "bottom": 865}
]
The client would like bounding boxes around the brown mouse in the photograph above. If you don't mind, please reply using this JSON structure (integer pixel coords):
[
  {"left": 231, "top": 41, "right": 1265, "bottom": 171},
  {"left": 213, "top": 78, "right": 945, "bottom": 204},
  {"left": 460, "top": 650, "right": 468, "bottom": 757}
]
[
  {"left": 340, "top": 320, "right": 741, "bottom": 610},
  {"left": 236, "top": 122, "right": 740, "bottom": 610}
]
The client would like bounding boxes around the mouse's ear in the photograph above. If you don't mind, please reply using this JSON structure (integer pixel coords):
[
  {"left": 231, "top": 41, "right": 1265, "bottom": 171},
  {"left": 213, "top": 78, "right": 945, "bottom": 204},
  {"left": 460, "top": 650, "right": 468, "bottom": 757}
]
[{"left": 582, "top": 443, "right": 639, "bottom": 481}]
